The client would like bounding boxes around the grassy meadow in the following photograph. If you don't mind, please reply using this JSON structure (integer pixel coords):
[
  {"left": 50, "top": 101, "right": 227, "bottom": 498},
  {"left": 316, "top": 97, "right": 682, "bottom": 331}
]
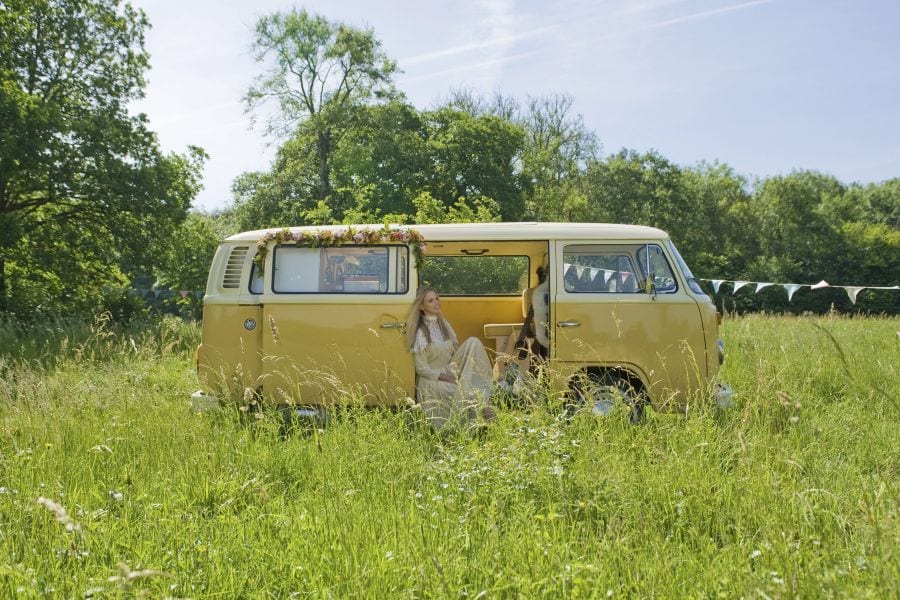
[{"left": 0, "top": 313, "right": 897, "bottom": 598}]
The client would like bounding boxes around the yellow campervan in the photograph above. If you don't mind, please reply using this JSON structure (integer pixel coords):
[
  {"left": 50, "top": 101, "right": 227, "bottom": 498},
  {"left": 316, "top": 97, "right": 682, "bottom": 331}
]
[{"left": 193, "top": 223, "right": 730, "bottom": 419}]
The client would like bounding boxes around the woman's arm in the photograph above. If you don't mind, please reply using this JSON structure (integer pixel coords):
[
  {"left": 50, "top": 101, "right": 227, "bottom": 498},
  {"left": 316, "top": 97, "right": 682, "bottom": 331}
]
[{"left": 413, "top": 351, "right": 444, "bottom": 381}]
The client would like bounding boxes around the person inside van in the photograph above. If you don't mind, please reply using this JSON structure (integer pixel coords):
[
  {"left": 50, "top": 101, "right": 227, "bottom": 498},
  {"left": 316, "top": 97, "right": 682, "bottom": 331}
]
[
  {"left": 514, "top": 266, "right": 550, "bottom": 361},
  {"left": 406, "top": 287, "right": 496, "bottom": 430}
]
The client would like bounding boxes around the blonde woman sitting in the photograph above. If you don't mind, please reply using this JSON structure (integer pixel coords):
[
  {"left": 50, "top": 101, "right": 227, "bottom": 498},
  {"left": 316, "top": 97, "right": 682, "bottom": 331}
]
[{"left": 406, "top": 287, "right": 496, "bottom": 430}]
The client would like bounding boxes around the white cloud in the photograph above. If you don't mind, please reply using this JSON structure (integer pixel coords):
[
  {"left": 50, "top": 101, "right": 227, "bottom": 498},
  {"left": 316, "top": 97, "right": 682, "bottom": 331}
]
[
  {"left": 400, "top": 25, "right": 554, "bottom": 67},
  {"left": 644, "top": 0, "right": 776, "bottom": 31},
  {"left": 401, "top": 50, "right": 542, "bottom": 84}
]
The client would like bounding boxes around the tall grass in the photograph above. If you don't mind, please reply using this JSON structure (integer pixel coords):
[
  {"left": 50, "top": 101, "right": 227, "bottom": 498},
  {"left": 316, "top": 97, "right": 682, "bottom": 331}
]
[{"left": 0, "top": 313, "right": 896, "bottom": 597}]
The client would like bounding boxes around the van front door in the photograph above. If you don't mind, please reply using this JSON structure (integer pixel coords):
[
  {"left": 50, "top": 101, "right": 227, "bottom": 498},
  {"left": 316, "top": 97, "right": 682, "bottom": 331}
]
[
  {"left": 551, "top": 241, "right": 707, "bottom": 407},
  {"left": 260, "top": 244, "right": 416, "bottom": 406}
]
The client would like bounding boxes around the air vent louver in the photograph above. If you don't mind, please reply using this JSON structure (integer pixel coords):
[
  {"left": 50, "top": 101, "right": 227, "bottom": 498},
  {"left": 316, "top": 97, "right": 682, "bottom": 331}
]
[{"left": 222, "top": 246, "right": 249, "bottom": 289}]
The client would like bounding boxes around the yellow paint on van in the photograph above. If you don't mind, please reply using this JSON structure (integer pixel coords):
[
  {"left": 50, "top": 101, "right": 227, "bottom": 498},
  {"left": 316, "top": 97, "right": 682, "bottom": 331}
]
[{"left": 196, "top": 223, "right": 725, "bottom": 413}]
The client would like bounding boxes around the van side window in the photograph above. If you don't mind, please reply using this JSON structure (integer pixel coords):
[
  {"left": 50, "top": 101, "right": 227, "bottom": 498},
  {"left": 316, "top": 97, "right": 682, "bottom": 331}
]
[
  {"left": 419, "top": 256, "right": 529, "bottom": 295},
  {"left": 249, "top": 263, "right": 263, "bottom": 294},
  {"left": 272, "top": 245, "right": 409, "bottom": 294},
  {"left": 563, "top": 244, "right": 678, "bottom": 294},
  {"left": 636, "top": 244, "right": 679, "bottom": 293}
]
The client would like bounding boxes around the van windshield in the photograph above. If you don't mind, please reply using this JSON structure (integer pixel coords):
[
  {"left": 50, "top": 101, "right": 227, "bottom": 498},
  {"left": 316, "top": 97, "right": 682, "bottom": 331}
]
[{"left": 668, "top": 241, "right": 706, "bottom": 296}]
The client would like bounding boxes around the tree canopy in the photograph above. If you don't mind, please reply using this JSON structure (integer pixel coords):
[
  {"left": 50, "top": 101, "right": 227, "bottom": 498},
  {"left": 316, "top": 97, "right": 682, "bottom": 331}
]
[
  {"left": 244, "top": 8, "right": 398, "bottom": 203},
  {"left": 1, "top": 4, "right": 895, "bottom": 318},
  {"left": 0, "top": 0, "right": 205, "bottom": 317}
]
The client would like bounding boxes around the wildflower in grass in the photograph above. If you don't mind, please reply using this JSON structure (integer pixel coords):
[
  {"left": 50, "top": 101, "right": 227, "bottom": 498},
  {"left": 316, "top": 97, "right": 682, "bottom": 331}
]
[
  {"left": 108, "top": 562, "right": 169, "bottom": 588},
  {"left": 36, "top": 496, "right": 80, "bottom": 532},
  {"left": 108, "top": 490, "right": 123, "bottom": 502}
]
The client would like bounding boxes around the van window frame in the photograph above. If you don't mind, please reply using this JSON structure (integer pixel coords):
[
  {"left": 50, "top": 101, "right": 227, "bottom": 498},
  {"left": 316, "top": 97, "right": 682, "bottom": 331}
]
[
  {"left": 561, "top": 243, "right": 679, "bottom": 295},
  {"left": 418, "top": 254, "right": 531, "bottom": 297}
]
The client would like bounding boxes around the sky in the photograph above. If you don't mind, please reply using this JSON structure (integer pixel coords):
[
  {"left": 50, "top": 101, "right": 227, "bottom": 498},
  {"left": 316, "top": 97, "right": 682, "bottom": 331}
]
[{"left": 129, "top": 0, "right": 900, "bottom": 212}]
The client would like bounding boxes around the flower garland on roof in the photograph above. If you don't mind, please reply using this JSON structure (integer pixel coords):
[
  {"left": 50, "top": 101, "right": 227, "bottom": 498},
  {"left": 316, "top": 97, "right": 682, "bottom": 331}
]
[{"left": 254, "top": 226, "right": 427, "bottom": 273}]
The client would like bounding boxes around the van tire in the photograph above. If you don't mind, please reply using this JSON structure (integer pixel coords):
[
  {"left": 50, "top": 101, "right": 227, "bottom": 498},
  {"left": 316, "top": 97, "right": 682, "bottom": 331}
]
[{"left": 570, "top": 373, "right": 646, "bottom": 424}]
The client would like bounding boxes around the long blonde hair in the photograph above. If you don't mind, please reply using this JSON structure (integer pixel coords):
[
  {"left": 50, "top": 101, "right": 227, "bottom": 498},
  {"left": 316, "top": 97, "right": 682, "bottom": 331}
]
[{"left": 405, "top": 286, "right": 455, "bottom": 351}]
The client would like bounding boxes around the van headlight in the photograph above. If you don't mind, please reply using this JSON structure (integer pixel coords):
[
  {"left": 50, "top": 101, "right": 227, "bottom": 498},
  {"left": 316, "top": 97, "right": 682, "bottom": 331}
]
[{"left": 717, "top": 339, "right": 725, "bottom": 365}]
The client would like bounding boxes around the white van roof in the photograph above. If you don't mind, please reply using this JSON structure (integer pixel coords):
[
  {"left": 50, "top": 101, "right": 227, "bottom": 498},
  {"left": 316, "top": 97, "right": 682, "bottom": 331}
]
[{"left": 226, "top": 222, "right": 669, "bottom": 243}]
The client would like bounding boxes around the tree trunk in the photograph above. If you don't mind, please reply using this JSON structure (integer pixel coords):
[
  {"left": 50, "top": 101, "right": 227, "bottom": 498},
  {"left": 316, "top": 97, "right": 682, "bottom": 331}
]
[{"left": 316, "top": 129, "right": 332, "bottom": 201}]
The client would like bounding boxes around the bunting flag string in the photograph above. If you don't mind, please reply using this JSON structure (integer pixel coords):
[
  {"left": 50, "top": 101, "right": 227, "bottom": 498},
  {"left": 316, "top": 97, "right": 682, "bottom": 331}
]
[
  {"left": 563, "top": 263, "right": 636, "bottom": 284},
  {"left": 699, "top": 279, "right": 899, "bottom": 305},
  {"left": 784, "top": 284, "right": 802, "bottom": 302},
  {"left": 559, "top": 264, "right": 897, "bottom": 305},
  {"left": 558, "top": 264, "right": 897, "bottom": 305},
  {"left": 135, "top": 276, "right": 899, "bottom": 307}
]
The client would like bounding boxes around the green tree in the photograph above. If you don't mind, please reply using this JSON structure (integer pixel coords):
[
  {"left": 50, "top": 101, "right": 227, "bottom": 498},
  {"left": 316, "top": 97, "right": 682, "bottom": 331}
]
[
  {"left": 583, "top": 149, "right": 689, "bottom": 230},
  {"left": 736, "top": 172, "right": 845, "bottom": 283},
  {"left": 411, "top": 191, "right": 500, "bottom": 224},
  {"left": 244, "top": 8, "right": 397, "bottom": 204},
  {"left": 330, "top": 100, "right": 429, "bottom": 221},
  {"left": 679, "top": 162, "right": 752, "bottom": 277},
  {"left": 154, "top": 212, "right": 220, "bottom": 319},
  {"left": 519, "top": 94, "right": 599, "bottom": 221},
  {"left": 0, "top": 0, "right": 205, "bottom": 316},
  {"left": 422, "top": 107, "right": 525, "bottom": 221}
]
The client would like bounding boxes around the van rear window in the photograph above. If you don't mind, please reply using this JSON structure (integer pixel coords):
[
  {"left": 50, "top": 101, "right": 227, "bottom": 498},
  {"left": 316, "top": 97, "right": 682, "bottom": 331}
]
[
  {"left": 272, "top": 245, "right": 409, "bottom": 294},
  {"left": 420, "top": 256, "right": 529, "bottom": 295}
]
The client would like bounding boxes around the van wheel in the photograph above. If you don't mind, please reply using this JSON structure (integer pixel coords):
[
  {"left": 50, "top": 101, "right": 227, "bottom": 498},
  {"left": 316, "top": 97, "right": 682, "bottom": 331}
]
[{"left": 570, "top": 373, "right": 646, "bottom": 424}]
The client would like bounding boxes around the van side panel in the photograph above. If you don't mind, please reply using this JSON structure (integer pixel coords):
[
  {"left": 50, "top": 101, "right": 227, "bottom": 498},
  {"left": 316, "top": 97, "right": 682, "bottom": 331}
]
[
  {"left": 197, "top": 304, "right": 263, "bottom": 399},
  {"left": 550, "top": 240, "right": 708, "bottom": 411},
  {"left": 196, "top": 242, "right": 263, "bottom": 401},
  {"left": 698, "top": 299, "right": 721, "bottom": 381},
  {"left": 260, "top": 298, "right": 415, "bottom": 406}
]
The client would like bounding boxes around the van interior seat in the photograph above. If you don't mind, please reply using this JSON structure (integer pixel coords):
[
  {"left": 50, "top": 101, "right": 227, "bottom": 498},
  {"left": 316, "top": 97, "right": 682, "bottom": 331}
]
[{"left": 521, "top": 286, "right": 533, "bottom": 318}]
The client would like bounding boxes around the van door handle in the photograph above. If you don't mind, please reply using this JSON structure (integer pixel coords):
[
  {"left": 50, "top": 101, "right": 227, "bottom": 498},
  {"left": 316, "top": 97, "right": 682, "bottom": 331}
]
[
  {"left": 556, "top": 320, "right": 581, "bottom": 328},
  {"left": 380, "top": 323, "right": 405, "bottom": 329}
]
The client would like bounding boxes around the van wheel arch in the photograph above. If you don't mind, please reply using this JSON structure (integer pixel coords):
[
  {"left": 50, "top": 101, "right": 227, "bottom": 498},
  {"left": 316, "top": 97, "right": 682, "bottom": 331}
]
[{"left": 568, "top": 367, "right": 648, "bottom": 424}]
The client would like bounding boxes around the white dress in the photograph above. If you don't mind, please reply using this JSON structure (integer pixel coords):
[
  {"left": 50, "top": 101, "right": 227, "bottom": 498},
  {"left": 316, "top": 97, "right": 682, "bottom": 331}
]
[{"left": 412, "top": 316, "right": 493, "bottom": 430}]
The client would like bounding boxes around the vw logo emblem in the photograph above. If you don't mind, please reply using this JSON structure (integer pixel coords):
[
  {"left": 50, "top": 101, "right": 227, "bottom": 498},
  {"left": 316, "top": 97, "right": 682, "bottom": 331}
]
[{"left": 243, "top": 318, "right": 257, "bottom": 331}]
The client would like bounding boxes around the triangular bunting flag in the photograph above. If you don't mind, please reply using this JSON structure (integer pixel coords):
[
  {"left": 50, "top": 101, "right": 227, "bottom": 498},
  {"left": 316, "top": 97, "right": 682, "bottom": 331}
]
[
  {"left": 843, "top": 286, "right": 865, "bottom": 305},
  {"left": 603, "top": 270, "right": 613, "bottom": 284},
  {"left": 711, "top": 279, "right": 723, "bottom": 293},
  {"left": 810, "top": 280, "right": 830, "bottom": 290},
  {"left": 621, "top": 272, "right": 631, "bottom": 284},
  {"left": 755, "top": 282, "right": 773, "bottom": 293},
  {"left": 575, "top": 265, "right": 585, "bottom": 278},
  {"left": 563, "top": 263, "right": 572, "bottom": 275},
  {"left": 180, "top": 290, "right": 190, "bottom": 298},
  {"left": 732, "top": 281, "right": 749, "bottom": 294},
  {"left": 783, "top": 284, "right": 802, "bottom": 302},
  {"left": 590, "top": 268, "right": 602, "bottom": 281}
]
